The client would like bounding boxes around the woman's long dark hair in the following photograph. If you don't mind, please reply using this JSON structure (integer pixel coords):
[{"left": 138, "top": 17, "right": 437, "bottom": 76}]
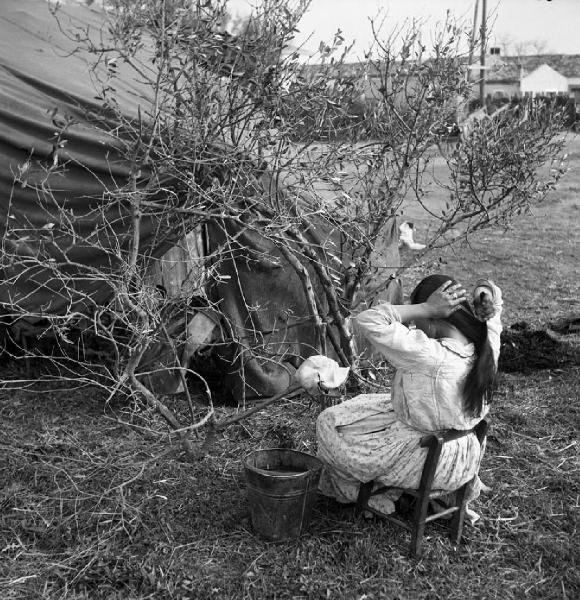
[{"left": 410, "top": 274, "right": 497, "bottom": 417}]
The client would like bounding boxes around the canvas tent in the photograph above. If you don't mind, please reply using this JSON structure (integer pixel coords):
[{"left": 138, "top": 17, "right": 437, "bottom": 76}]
[{"left": 0, "top": 0, "right": 402, "bottom": 401}]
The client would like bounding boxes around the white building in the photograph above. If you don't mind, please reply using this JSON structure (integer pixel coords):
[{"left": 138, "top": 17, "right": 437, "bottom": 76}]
[
  {"left": 520, "top": 64, "right": 570, "bottom": 96},
  {"left": 483, "top": 53, "right": 580, "bottom": 103}
]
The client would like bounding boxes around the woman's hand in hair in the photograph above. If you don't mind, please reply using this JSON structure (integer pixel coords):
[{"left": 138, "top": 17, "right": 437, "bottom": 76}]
[{"left": 425, "top": 281, "right": 467, "bottom": 318}]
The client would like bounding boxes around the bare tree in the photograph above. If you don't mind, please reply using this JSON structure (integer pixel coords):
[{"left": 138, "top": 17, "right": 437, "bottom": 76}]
[
  {"left": 528, "top": 39, "right": 550, "bottom": 54},
  {"left": 493, "top": 34, "right": 550, "bottom": 57},
  {"left": 0, "top": 0, "right": 567, "bottom": 456}
]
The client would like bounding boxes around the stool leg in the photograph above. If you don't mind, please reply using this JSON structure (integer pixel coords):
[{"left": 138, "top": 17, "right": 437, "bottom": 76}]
[
  {"left": 411, "top": 438, "right": 442, "bottom": 557},
  {"left": 450, "top": 484, "right": 469, "bottom": 545},
  {"left": 410, "top": 493, "right": 430, "bottom": 558},
  {"left": 356, "top": 481, "right": 374, "bottom": 515}
]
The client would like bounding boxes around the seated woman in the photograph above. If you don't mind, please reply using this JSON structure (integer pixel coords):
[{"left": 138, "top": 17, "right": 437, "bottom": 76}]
[{"left": 316, "top": 274, "right": 503, "bottom": 518}]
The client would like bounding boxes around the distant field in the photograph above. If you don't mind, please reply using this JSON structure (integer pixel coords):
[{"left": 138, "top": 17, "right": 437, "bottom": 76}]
[
  {"left": 399, "top": 132, "right": 578, "bottom": 234},
  {"left": 406, "top": 133, "right": 580, "bottom": 327},
  {"left": 304, "top": 133, "right": 578, "bottom": 313}
]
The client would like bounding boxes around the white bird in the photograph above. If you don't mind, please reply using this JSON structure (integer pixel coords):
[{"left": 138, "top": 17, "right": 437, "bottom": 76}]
[{"left": 398, "top": 221, "right": 426, "bottom": 251}]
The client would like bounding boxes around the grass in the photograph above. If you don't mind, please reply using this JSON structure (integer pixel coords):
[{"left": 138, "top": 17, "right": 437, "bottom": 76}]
[{"left": 1, "top": 138, "right": 579, "bottom": 599}]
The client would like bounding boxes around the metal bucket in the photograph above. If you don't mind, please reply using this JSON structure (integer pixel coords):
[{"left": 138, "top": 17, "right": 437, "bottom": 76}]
[{"left": 244, "top": 448, "right": 323, "bottom": 541}]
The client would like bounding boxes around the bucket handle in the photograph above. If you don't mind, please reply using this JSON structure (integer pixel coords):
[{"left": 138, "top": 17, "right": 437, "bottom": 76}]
[{"left": 299, "top": 471, "right": 311, "bottom": 536}]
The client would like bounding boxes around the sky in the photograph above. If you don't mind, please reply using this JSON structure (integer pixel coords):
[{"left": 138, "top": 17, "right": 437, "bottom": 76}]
[{"left": 229, "top": 0, "right": 580, "bottom": 59}]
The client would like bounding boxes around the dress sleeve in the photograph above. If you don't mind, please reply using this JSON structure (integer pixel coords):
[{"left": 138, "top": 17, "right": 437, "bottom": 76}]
[
  {"left": 486, "top": 311, "right": 503, "bottom": 366},
  {"left": 354, "top": 303, "right": 443, "bottom": 371},
  {"left": 474, "top": 280, "right": 504, "bottom": 366}
]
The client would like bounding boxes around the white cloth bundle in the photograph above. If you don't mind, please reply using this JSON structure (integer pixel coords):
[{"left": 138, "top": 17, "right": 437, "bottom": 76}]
[{"left": 295, "top": 355, "right": 350, "bottom": 393}]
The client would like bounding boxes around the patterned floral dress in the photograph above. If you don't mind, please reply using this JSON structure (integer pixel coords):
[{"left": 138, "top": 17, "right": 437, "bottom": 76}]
[{"left": 316, "top": 303, "right": 502, "bottom": 514}]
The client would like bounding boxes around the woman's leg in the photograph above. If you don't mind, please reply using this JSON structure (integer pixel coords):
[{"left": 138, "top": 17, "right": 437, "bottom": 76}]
[{"left": 316, "top": 394, "right": 402, "bottom": 512}]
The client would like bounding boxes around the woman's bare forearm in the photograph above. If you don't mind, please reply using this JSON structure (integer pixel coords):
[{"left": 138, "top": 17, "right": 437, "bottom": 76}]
[
  {"left": 365, "top": 281, "right": 466, "bottom": 324},
  {"left": 388, "top": 303, "right": 437, "bottom": 323}
]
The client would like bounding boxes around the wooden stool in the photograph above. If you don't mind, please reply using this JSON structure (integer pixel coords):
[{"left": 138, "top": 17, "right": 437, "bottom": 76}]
[{"left": 356, "top": 419, "right": 488, "bottom": 558}]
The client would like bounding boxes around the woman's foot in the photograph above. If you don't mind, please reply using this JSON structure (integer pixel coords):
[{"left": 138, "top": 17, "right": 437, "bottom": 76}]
[
  {"left": 465, "top": 507, "right": 481, "bottom": 525},
  {"left": 480, "top": 482, "right": 493, "bottom": 494}
]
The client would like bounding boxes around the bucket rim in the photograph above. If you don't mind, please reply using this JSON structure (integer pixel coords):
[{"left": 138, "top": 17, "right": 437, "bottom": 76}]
[{"left": 243, "top": 448, "right": 322, "bottom": 478}]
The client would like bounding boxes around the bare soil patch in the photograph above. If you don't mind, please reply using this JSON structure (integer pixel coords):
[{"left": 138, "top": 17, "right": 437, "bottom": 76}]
[{"left": 499, "top": 321, "right": 580, "bottom": 373}]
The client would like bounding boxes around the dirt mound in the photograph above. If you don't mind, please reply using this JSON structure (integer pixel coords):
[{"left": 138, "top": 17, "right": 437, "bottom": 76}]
[{"left": 499, "top": 321, "right": 580, "bottom": 373}]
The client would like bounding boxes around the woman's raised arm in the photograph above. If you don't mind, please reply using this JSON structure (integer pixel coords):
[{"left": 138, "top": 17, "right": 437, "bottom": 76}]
[{"left": 473, "top": 280, "right": 504, "bottom": 365}]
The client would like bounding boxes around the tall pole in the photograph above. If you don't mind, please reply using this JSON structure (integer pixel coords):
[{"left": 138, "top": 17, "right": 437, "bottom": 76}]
[
  {"left": 467, "top": 0, "right": 479, "bottom": 82},
  {"left": 479, "top": 0, "right": 487, "bottom": 106}
]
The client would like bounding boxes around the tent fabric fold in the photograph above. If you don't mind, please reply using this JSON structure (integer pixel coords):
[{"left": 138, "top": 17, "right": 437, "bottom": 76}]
[
  {"left": 0, "top": 0, "right": 401, "bottom": 401},
  {"left": 0, "top": 0, "right": 161, "bottom": 313}
]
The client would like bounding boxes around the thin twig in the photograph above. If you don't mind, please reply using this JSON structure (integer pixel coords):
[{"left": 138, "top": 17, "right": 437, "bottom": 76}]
[{"left": 216, "top": 383, "right": 303, "bottom": 430}]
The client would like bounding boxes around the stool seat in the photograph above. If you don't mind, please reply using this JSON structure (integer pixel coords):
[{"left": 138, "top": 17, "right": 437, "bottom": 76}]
[{"left": 356, "top": 419, "right": 488, "bottom": 557}]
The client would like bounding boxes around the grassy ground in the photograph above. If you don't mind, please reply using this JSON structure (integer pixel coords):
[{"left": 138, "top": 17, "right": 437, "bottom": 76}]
[{"left": 1, "top": 139, "right": 579, "bottom": 599}]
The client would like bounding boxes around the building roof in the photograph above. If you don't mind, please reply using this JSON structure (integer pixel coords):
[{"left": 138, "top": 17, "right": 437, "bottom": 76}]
[
  {"left": 303, "top": 54, "right": 580, "bottom": 85},
  {"left": 486, "top": 54, "right": 580, "bottom": 83}
]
